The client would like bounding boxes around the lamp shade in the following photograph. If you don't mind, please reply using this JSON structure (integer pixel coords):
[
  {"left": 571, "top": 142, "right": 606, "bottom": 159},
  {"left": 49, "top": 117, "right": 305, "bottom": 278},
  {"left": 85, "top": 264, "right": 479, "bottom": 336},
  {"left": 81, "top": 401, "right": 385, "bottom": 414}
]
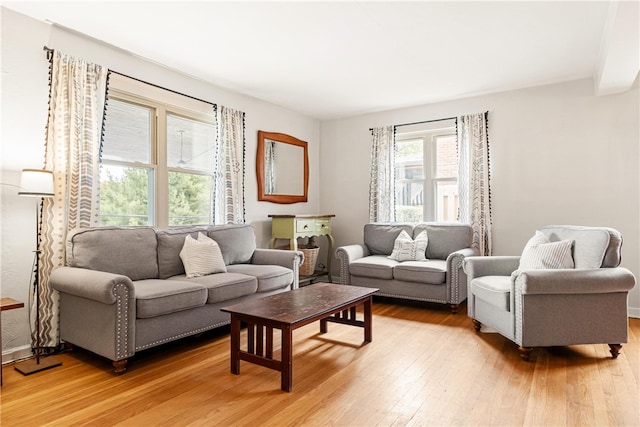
[{"left": 18, "top": 169, "right": 55, "bottom": 197}]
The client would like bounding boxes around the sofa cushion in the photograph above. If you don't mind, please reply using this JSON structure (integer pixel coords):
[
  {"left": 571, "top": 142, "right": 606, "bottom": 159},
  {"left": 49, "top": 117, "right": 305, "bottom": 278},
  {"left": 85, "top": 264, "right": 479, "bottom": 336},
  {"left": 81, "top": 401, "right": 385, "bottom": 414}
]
[
  {"left": 180, "top": 233, "right": 227, "bottom": 278},
  {"left": 168, "top": 273, "right": 258, "bottom": 304},
  {"left": 393, "top": 260, "right": 447, "bottom": 284},
  {"left": 470, "top": 276, "right": 511, "bottom": 312},
  {"left": 349, "top": 255, "right": 397, "bottom": 280},
  {"left": 226, "top": 264, "right": 292, "bottom": 293},
  {"left": 540, "top": 225, "right": 612, "bottom": 269},
  {"left": 134, "top": 279, "right": 207, "bottom": 318},
  {"left": 208, "top": 224, "right": 256, "bottom": 265},
  {"left": 388, "top": 230, "right": 428, "bottom": 262},
  {"left": 413, "top": 223, "right": 473, "bottom": 260},
  {"left": 67, "top": 227, "right": 159, "bottom": 281},
  {"left": 156, "top": 226, "right": 210, "bottom": 279},
  {"left": 364, "top": 223, "right": 414, "bottom": 255}
]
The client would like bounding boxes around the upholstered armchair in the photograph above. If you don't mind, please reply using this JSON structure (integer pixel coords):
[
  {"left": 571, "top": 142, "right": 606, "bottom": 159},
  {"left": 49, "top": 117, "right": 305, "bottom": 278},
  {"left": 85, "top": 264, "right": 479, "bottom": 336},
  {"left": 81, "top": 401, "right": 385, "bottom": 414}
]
[{"left": 464, "top": 225, "right": 636, "bottom": 360}]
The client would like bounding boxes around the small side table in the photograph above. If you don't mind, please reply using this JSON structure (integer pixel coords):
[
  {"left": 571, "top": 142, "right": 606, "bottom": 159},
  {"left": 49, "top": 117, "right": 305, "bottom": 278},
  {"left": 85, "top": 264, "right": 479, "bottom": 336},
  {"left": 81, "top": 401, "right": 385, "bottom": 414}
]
[
  {"left": 1, "top": 298, "right": 25, "bottom": 386},
  {"left": 268, "top": 214, "right": 335, "bottom": 282}
]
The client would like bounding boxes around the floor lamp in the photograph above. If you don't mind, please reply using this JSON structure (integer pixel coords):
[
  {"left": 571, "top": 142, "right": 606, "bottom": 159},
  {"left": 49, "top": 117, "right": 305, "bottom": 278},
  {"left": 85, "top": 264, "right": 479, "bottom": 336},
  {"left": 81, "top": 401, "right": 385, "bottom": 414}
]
[{"left": 14, "top": 169, "right": 62, "bottom": 375}]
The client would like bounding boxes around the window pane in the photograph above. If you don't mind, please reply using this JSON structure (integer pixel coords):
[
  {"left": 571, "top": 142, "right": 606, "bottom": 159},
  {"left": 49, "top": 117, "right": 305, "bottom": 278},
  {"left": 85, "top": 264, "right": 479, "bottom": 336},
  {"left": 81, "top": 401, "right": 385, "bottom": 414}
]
[
  {"left": 436, "top": 180, "right": 459, "bottom": 222},
  {"left": 102, "top": 99, "right": 152, "bottom": 163},
  {"left": 435, "top": 135, "right": 457, "bottom": 179},
  {"left": 167, "top": 115, "right": 216, "bottom": 171},
  {"left": 395, "top": 138, "right": 424, "bottom": 179},
  {"left": 168, "top": 171, "right": 213, "bottom": 226},
  {"left": 395, "top": 181, "right": 424, "bottom": 222},
  {"left": 99, "top": 164, "right": 153, "bottom": 226}
]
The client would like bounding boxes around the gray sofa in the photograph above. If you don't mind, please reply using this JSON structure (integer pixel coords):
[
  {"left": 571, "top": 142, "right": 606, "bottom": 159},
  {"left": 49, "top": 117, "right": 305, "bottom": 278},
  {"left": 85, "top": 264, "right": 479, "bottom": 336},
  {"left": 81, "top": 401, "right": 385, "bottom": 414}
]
[
  {"left": 336, "top": 223, "right": 479, "bottom": 312},
  {"left": 50, "top": 224, "right": 303, "bottom": 373}
]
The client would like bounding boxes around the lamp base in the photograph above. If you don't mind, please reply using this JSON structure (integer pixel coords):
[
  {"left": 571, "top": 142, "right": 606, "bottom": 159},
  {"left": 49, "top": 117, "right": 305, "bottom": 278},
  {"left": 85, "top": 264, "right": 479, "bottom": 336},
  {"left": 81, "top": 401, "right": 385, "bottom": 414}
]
[{"left": 14, "top": 356, "right": 62, "bottom": 375}]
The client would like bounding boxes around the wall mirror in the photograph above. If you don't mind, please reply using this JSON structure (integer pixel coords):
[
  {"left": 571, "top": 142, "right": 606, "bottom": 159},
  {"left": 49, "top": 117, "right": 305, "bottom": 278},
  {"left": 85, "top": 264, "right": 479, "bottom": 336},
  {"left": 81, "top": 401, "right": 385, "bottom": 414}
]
[{"left": 257, "top": 131, "right": 309, "bottom": 204}]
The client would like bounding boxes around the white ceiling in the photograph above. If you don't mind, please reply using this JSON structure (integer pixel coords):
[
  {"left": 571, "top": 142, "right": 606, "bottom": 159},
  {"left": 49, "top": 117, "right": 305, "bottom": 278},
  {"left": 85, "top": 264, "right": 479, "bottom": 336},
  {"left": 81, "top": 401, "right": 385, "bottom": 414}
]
[{"left": 4, "top": 1, "right": 639, "bottom": 120}]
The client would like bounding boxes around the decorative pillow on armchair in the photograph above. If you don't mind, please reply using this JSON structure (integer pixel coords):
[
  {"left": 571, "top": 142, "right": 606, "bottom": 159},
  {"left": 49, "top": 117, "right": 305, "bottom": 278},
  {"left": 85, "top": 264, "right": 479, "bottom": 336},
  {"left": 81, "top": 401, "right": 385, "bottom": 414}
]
[
  {"left": 180, "top": 232, "right": 227, "bottom": 278},
  {"left": 388, "top": 230, "right": 428, "bottom": 262},
  {"left": 518, "top": 230, "right": 574, "bottom": 270}
]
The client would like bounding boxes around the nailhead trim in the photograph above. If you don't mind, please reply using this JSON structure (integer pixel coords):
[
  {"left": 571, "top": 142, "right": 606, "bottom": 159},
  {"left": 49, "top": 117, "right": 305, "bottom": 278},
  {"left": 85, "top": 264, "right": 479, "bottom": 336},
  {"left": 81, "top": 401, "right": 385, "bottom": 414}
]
[{"left": 113, "top": 282, "right": 130, "bottom": 359}]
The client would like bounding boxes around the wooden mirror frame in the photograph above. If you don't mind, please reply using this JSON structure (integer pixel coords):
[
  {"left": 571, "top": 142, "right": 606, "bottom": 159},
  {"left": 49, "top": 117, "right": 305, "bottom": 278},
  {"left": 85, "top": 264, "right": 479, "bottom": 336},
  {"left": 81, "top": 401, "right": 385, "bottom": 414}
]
[{"left": 257, "top": 131, "right": 309, "bottom": 204}]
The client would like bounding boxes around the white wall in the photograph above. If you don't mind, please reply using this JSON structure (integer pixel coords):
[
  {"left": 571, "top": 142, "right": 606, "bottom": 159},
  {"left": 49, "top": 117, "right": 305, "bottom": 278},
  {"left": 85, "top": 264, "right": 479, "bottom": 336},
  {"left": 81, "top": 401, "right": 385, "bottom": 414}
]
[
  {"left": 320, "top": 78, "right": 640, "bottom": 317},
  {"left": 0, "top": 8, "right": 320, "bottom": 360}
]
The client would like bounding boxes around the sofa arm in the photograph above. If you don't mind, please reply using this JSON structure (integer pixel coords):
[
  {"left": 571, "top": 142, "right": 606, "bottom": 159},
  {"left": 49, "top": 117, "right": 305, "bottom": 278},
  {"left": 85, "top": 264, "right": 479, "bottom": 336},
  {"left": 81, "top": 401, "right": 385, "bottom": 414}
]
[
  {"left": 49, "top": 266, "right": 136, "bottom": 364},
  {"left": 252, "top": 248, "right": 304, "bottom": 288},
  {"left": 50, "top": 266, "right": 135, "bottom": 304},
  {"left": 514, "top": 268, "right": 636, "bottom": 295},
  {"left": 446, "top": 248, "right": 480, "bottom": 305},
  {"left": 252, "top": 248, "right": 304, "bottom": 269},
  {"left": 335, "top": 244, "right": 370, "bottom": 285},
  {"left": 463, "top": 256, "right": 521, "bottom": 279}
]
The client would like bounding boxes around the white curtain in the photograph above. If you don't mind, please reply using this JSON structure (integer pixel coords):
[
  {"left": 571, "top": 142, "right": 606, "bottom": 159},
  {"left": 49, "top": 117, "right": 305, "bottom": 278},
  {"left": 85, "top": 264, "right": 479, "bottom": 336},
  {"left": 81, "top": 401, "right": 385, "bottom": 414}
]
[
  {"left": 215, "top": 106, "right": 246, "bottom": 224},
  {"left": 368, "top": 126, "right": 395, "bottom": 222},
  {"left": 38, "top": 51, "right": 108, "bottom": 347},
  {"left": 457, "top": 112, "right": 493, "bottom": 256}
]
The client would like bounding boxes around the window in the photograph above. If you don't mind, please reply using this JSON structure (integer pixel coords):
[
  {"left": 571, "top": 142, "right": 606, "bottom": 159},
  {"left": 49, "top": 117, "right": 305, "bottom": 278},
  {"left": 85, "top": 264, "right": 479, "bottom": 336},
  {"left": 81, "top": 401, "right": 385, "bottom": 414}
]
[
  {"left": 99, "top": 75, "right": 217, "bottom": 227},
  {"left": 394, "top": 127, "right": 458, "bottom": 222}
]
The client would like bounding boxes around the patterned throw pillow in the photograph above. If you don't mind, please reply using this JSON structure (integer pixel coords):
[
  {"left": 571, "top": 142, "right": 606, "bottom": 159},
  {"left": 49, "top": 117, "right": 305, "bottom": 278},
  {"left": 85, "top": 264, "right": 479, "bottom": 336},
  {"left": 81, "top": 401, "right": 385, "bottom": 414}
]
[
  {"left": 518, "top": 230, "right": 574, "bottom": 270},
  {"left": 180, "top": 232, "right": 227, "bottom": 278},
  {"left": 388, "top": 230, "right": 428, "bottom": 262}
]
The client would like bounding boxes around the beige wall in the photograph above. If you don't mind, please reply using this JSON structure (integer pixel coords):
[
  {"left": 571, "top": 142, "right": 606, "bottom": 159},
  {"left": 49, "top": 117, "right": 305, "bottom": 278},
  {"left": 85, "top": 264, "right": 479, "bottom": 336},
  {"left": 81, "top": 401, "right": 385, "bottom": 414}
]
[{"left": 320, "top": 78, "right": 640, "bottom": 317}]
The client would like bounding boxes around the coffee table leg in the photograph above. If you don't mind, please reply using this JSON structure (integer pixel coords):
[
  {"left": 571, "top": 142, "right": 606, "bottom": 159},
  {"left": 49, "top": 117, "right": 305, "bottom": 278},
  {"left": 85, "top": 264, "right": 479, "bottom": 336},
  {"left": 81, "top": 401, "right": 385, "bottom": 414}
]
[
  {"left": 364, "top": 296, "right": 372, "bottom": 342},
  {"left": 230, "top": 314, "right": 240, "bottom": 374},
  {"left": 281, "top": 325, "right": 293, "bottom": 392}
]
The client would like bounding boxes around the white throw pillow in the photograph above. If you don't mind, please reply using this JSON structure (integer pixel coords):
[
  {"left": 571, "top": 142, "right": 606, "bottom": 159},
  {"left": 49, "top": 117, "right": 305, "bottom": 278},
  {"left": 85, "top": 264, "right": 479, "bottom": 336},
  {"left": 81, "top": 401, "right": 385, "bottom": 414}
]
[
  {"left": 180, "top": 232, "right": 227, "bottom": 278},
  {"left": 388, "top": 230, "right": 428, "bottom": 262},
  {"left": 518, "top": 230, "right": 574, "bottom": 270}
]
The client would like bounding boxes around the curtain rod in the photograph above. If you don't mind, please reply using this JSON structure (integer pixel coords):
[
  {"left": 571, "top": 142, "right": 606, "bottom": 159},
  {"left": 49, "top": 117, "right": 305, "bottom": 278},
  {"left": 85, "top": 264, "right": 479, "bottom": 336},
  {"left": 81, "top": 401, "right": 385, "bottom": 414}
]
[
  {"left": 369, "top": 116, "right": 457, "bottom": 132},
  {"left": 43, "top": 46, "right": 218, "bottom": 108}
]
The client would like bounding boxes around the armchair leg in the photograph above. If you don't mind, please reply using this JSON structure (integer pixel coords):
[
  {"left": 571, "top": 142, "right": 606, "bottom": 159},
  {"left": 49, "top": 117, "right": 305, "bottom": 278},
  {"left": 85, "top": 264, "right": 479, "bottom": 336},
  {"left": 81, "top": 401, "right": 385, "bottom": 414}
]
[
  {"left": 113, "top": 359, "right": 128, "bottom": 374},
  {"left": 518, "top": 347, "right": 533, "bottom": 361},
  {"left": 472, "top": 319, "right": 482, "bottom": 332},
  {"left": 450, "top": 304, "right": 459, "bottom": 314},
  {"left": 608, "top": 344, "right": 622, "bottom": 359}
]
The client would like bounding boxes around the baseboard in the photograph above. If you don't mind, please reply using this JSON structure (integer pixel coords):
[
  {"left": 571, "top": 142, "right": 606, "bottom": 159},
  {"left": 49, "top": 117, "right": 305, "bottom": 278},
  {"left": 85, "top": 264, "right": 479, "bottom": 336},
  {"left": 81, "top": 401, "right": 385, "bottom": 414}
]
[
  {"left": 2, "top": 345, "right": 33, "bottom": 365},
  {"left": 628, "top": 307, "right": 640, "bottom": 319}
]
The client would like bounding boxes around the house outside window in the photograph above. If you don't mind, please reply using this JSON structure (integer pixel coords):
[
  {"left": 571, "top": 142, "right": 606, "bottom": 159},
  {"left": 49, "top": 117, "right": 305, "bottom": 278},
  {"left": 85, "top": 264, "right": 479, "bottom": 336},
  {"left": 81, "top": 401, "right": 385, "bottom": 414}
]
[
  {"left": 394, "top": 128, "right": 458, "bottom": 222},
  {"left": 99, "top": 74, "right": 217, "bottom": 227}
]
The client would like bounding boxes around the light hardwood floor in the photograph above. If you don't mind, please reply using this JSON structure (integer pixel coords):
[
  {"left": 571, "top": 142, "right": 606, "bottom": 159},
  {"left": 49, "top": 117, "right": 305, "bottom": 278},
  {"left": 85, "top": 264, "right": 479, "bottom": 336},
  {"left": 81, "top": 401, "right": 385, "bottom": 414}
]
[{"left": 1, "top": 298, "right": 639, "bottom": 426}]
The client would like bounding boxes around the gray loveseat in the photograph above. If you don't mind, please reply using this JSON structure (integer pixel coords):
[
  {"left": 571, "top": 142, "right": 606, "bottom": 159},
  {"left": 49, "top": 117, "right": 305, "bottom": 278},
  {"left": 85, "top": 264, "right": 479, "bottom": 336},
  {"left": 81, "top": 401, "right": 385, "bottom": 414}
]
[
  {"left": 50, "top": 224, "right": 303, "bottom": 373},
  {"left": 336, "top": 223, "right": 478, "bottom": 313}
]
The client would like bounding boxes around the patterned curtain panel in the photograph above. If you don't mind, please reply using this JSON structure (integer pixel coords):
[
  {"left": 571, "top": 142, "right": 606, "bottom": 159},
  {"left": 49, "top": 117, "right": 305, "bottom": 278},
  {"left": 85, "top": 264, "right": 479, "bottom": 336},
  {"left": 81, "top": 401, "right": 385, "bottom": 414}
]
[
  {"left": 214, "top": 106, "right": 246, "bottom": 224},
  {"left": 368, "top": 126, "right": 395, "bottom": 222},
  {"left": 39, "top": 51, "right": 108, "bottom": 347},
  {"left": 457, "top": 112, "right": 493, "bottom": 256}
]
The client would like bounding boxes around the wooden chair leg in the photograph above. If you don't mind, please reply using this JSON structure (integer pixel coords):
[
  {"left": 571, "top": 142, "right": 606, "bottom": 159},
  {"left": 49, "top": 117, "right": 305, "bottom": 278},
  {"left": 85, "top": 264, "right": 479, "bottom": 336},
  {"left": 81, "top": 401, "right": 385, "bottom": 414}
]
[
  {"left": 472, "top": 319, "right": 482, "bottom": 332},
  {"left": 113, "top": 359, "right": 128, "bottom": 374},
  {"left": 608, "top": 344, "right": 622, "bottom": 359},
  {"left": 450, "top": 304, "right": 459, "bottom": 314},
  {"left": 518, "top": 346, "right": 533, "bottom": 361}
]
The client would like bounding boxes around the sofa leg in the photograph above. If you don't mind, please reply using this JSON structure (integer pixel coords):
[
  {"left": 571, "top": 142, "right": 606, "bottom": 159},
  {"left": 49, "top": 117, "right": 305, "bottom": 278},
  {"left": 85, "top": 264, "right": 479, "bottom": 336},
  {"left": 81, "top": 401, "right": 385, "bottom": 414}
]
[
  {"left": 450, "top": 304, "right": 459, "bottom": 314},
  {"left": 518, "top": 346, "right": 533, "bottom": 361},
  {"left": 113, "top": 359, "right": 128, "bottom": 374},
  {"left": 608, "top": 344, "right": 622, "bottom": 359},
  {"left": 472, "top": 319, "right": 482, "bottom": 332}
]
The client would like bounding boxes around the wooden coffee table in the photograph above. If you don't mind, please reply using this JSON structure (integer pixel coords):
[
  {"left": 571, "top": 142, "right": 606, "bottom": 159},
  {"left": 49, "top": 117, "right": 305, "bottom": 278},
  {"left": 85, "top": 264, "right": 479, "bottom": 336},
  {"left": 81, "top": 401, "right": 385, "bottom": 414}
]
[{"left": 221, "top": 282, "right": 377, "bottom": 392}]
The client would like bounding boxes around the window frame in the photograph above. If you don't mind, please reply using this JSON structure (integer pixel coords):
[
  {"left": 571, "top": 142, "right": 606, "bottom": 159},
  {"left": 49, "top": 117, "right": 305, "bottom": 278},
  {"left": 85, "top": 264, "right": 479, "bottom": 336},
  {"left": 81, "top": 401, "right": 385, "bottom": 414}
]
[
  {"left": 394, "top": 128, "right": 458, "bottom": 222},
  {"left": 101, "top": 81, "right": 217, "bottom": 227}
]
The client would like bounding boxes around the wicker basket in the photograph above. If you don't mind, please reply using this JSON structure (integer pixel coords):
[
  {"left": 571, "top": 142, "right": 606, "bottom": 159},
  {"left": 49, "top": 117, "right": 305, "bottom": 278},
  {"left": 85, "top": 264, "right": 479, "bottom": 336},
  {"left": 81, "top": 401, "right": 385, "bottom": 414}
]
[{"left": 299, "top": 247, "right": 319, "bottom": 276}]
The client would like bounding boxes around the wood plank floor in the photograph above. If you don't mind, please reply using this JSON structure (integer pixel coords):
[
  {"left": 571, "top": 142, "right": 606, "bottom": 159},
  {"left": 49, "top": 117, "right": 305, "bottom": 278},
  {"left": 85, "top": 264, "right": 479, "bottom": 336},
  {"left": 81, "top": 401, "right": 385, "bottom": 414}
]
[{"left": 1, "top": 298, "right": 639, "bottom": 426}]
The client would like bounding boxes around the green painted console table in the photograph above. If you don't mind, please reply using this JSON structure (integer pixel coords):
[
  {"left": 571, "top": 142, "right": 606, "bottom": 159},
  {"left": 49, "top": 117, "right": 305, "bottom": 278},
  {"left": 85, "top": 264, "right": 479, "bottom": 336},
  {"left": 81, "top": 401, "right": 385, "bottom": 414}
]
[{"left": 268, "top": 214, "right": 335, "bottom": 282}]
